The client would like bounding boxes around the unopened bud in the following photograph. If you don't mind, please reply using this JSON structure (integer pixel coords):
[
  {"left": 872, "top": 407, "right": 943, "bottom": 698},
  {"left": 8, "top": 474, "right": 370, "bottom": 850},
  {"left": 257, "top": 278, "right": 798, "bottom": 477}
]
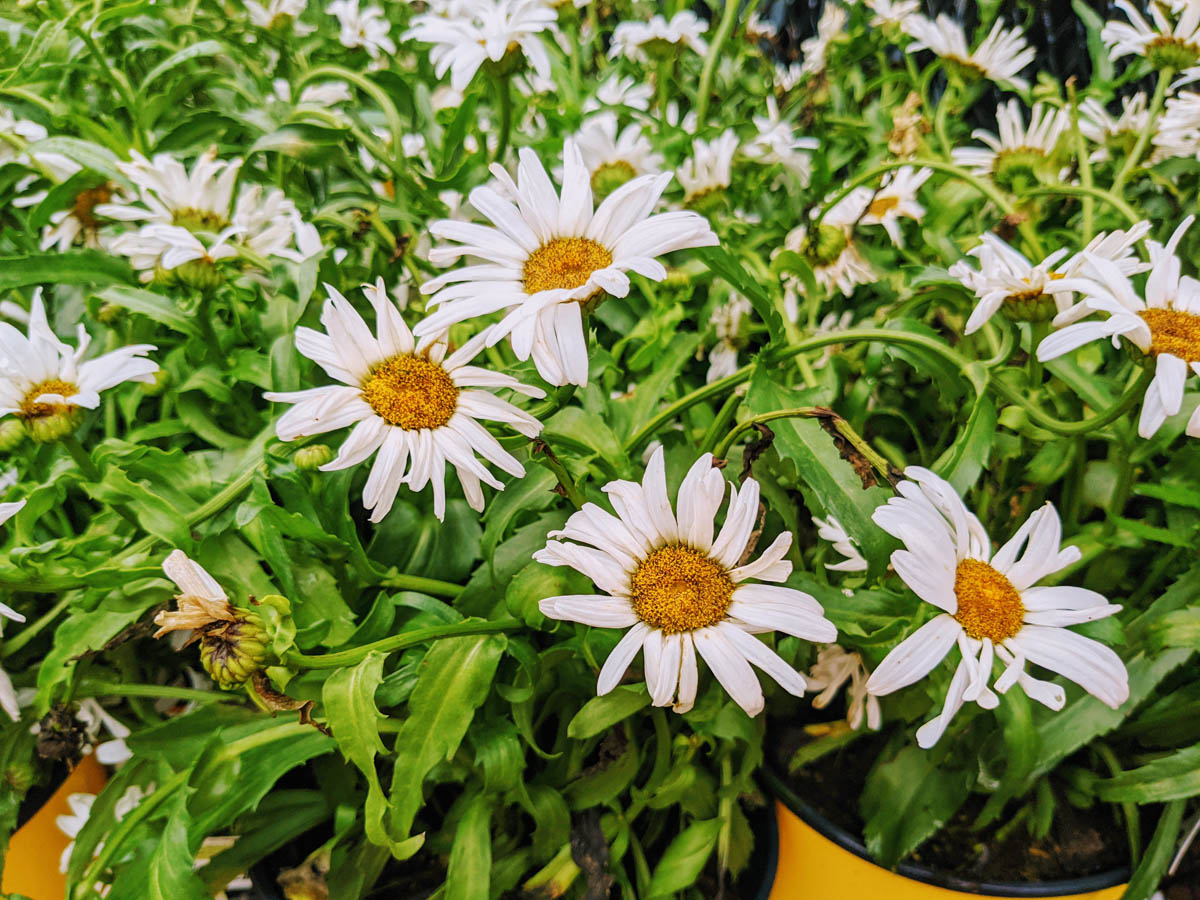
[
  {"left": 200, "top": 610, "right": 269, "bottom": 690},
  {"left": 293, "top": 444, "right": 333, "bottom": 471},
  {"left": 803, "top": 223, "right": 849, "bottom": 268},
  {"left": 26, "top": 407, "right": 81, "bottom": 444},
  {"left": 142, "top": 369, "right": 171, "bottom": 397},
  {"left": 0, "top": 420, "right": 25, "bottom": 452}
]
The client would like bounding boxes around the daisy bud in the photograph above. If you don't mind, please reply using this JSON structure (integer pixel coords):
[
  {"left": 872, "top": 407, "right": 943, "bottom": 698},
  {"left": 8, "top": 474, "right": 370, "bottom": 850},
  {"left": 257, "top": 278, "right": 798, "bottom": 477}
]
[
  {"left": 999, "top": 288, "right": 1058, "bottom": 324},
  {"left": 142, "top": 368, "right": 171, "bottom": 397},
  {"left": 803, "top": 223, "right": 850, "bottom": 268},
  {"left": 200, "top": 609, "right": 270, "bottom": 690},
  {"left": 293, "top": 443, "right": 334, "bottom": 471},
  {"left": 590, "top": 161, "right": 637, "bottom": 199},
  {"left": 0, "top": 420, "right": 25, "bottom": 452},
  {"left": 26, "top": 406, "right": 81, "bottom": 444},
  {"left": 173, "top": 259, "right": 225, "bottom": 292},
  {"left": 96, "top": 303, "right": 122, "bottom": 326}
]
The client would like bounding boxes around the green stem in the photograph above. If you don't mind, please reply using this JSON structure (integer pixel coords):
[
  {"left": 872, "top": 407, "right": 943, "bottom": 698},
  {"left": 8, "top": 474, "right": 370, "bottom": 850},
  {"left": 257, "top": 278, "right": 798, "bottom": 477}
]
[
  {"left": 75, "top": 680, "right": 232, "bottom": 704},
  {"left": 495, "top": 76, "right": 514, "bottom": 162},
  {"left": 694, "top": 0, "right": 740, "bottom": 126},
  {"left": 0, "top": 593, "right": 73, "bottom": 658},
  {"left": 1112, "top": 68, "right": 1170, "bottom": 195},
  {"left": 69, "top": 23, "right": 147, "bottom": 152},
  {"left": 1024, "top": 184, "right": 1139, "bottom": 226},
  {"left": 655, "top": 59, "right": 672, "bottom": 118},
  {"left": 377, "top": 572, "right": 464, "bottom": 597},
  {"left": 285, "top": 617, "right": 521, "bottom": 669},
  {"left": 990, "top": 365, "right": 1152, "bottom": 437},
  {"left": 698, "top": 392, "right": 743, "bottom": 455},
  {"left": 297, "top": 64, "right": 407, "bottom": 172},
  {"left": 712, "top": 407, "right": 819, "bottom": 460},
  {"left": 61, "top": 434, "right": 100, "bottom": 481},
  {"left": 1067, "top": 84, "right": 1097, "bottom": 241},
  {"left": 1095, "top": 743, "right": 1141, "bottom": 865},
  {"left": 537, "top": 443, "right": 585, "bottom": 510}
]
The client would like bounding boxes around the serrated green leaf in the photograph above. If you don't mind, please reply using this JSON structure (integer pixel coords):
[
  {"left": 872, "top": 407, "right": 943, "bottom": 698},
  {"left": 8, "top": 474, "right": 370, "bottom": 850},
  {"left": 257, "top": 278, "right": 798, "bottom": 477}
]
[{"left": 0, "top": 251, "right": 134, "bottom": 290}]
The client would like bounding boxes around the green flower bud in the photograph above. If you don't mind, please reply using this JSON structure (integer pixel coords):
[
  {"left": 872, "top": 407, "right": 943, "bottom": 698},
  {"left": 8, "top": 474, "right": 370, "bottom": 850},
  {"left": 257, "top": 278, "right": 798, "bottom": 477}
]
[
  {"left": 685, "top": 187, "right": 727, "bottom": 216},
  {"left": 173, "top": 259, "right": 225, "bottom": 293},
  {"left": 991, "top": 148, "right": 1053, "bottom": 193},
  {"left": 200, "top": 609, "right": 269, "bottom": 690},
  {"left": 638, "top": 37, "right": 680, "bottom": 62},
  {"left": 1000, "top": 287, "right": 1058, "bottom": 324},
  {"left": 96, "top": 303, "right": 122, "bottom": 326},
  {"left": 141, "top": 368, "right": 170, "bottom": 397},
  {"left": 293, "top": 444, "right": 334, "bottom": 471},
  {"left": 1146, "top": 38, "right": 1200, "bottom": 73},
  {"left": 26, "top": 406, "right": 82, "bottom": 444},
  {"left": 803, "top": 223, "right": 849, "bottom": 268},
  {"left": 484, "top": 43, "right": 528, "bottom": 78},
  {"left": 0, "top": 419, "right": 25, "bottom": 452},
  {"left": 590, "top": 161, "right": 637, "bottom": 199}
]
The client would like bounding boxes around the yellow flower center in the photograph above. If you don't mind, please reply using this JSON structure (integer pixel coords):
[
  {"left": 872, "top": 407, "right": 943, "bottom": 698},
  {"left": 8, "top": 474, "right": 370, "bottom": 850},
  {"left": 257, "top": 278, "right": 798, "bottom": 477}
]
[
  {"left": 867, "top": 195, "right": 900, "bottom": 217},
  {"left": 17, "top": 378, "right": 78, "bottom": 421},
  {"left": 629, "top": 544, "right": 734, "bottom": 635},
  {"left": 523, "top": 237, "right": 613, "bottom": 296},
  {"left": 952, "top": 558, "right": 1025, "bottom": 642},
  {"left": 360, "top": 355, "right": 459, "bottom": 430},
  {"left": 1139, "top": 308, "right": 1200, "bottom": 363}
]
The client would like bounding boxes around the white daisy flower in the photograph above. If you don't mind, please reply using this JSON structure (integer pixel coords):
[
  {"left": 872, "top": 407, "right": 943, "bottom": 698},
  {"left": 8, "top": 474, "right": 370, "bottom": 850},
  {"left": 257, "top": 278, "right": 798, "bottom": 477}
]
[
  {"left": 807, "top": 645, "right": 880, "bottom": 730},
  {"left": 536, "top": 448, "right": 838, "bottom": 716},
  {"left": 404, "top": 0, "right": 556, "bottom": 93},
  {"left": 1038, "top": 217, "right": 1200, "bottom": 439},
  {"left": 273, "top": 78, "right": 353, "bottom": 107},
  {"left": 707, "top": 293, "right": 752, "bottom": 383},
  {"left": 583, "top": 73, "right": 654, "bottom": 113},
  {"left": 0, "top": 290, "right": 157, "bottom": 443},
  {"left": 952, "top": 100, "right": 1070, "bottom": 183},
  {"left": 800, "top": 2, "right": 847, "bottom": 76},
  {"left": 745, "top": 11, "right": 778, "bottom": 42},
  {"left": 609, "top": 11, "right": 709, "bottom": 64},
  {"left": 327, "top": 0, "right": 395, "bottom": 58},
  {"left": 38, "top": 183, "right": 117, "bottom": 253},
  {"left": 775, "top": 62, "right": 804, "bottom": 92},
  {"left": 783, "top": 202, "right": 875, "bottom": 299},
  {"left": 866, "top": 467, "right": 1128, "bottom": 749},
  {"left": 903, "top": 13, "right": 1035, "bottom": 91},
  {"left": 813, "top": 514, "right": 867, "bottom": 572},
  {"left": 57, "top": 793, "right": 98, "bottom": 875},
  {"left": 265, "top": 279, "right": 545, "bottom": 521},
  {"left": 416, "top": 140, "right": 718, "bottom": 386},
  {"left": 1154, "top": 90, "right": 1200, "bottom": 161},
  {"left": 824, "top": 166, "right": 931, "bottom": 248},
  {"left": 677, "top": 130, "right": 739, "bottom": 206},
  {"left": 1102, "top": 0, "right": 1200, "bottom": 70},
  {"left": 952, "top": 224, "right": 1151, "bottom": 334},
  {"left": 0, "top": 110, "right": 78, "bottom": 179},
  {"left": 246, "top": 0, "right": 312, "bottom": 31},
  {"left": 742, "top": 97, "right": 819, "bottom": 184},
  {"left": 0, "top": 661, "right": 18, "bottom": 721},
  {"left": 573, "top": 112, "right": 664, "bottom": 197},
  {"left": 1080, "top": 94, "right": 1151, "bottom": 164},
  {"left": 865, "top": 0, "right": 920, "bottom": 28}
]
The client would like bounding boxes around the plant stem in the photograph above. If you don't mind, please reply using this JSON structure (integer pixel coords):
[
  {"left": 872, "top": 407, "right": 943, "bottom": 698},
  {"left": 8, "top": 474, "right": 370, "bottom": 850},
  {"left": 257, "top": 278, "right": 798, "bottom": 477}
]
[
  {"left": 297, "top": 64, "right": 407, "bottom": 172},
  {"left": 1067, "top": 82, "right": 1096, "bottom": 241},
  {"left": 712, "top": 407, "right": 819, "bottom": 460},
  {"left": 1024, "top": 184, "right": 1139, "bottom": 226},
  {"left": 1095, "top": 742, "right": 1141, "bottom": 865},
  {"left": 989, "top": 365, "right": 1152, "bottom": 437},
  {"left": 537, "top": 443, "right": 585, "bottom": 510},
  {"left": 75, "top": 680, "right": 232, "bottom": 704},
  {"left": 694, "top": 0, "right": 740, "bottom": 126},
  {"left": 61, "top": 433, "right": 100, "bottom": 481},
  {"left": 0, "top": 593, "right": 73, "bottom": 658},
  {"left": 285, "top": 617, "right": 520, "bottom": 669},
  {"left": 698, "top": 393, "right": 743, "bottom": 455},
  {"left": 655, "top": 59, "right": 672, "bottom": 119},
  {"left": 377, "top": 572, "right": 464, "bottom": 597},
  {"left": 495, "top": 76, "right": 514, "bottom": 162},
  {"left": 1113, "top": 68, "right": 1170, "bottom": 195}
]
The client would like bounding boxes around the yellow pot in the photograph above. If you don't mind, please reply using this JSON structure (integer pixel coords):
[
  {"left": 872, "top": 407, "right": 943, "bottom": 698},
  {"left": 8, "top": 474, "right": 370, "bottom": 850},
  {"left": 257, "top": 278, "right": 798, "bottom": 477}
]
[
  {"left": 766, "top": 790, "right": 1127, "bottom": 900},
  {"left": 3, "top": 753, "right": 107, "bottom": 900}
]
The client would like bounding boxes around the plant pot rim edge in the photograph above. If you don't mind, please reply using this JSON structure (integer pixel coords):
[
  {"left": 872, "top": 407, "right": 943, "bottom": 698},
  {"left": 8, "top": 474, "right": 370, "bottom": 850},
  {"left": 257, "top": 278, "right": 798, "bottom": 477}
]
[{"left": 760, "top": 764, "right": 1130, "bottom": 898}]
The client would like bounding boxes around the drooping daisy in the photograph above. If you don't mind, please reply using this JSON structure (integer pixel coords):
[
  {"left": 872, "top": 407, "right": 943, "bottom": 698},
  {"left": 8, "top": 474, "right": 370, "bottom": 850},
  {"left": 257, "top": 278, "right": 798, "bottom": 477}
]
[
  {"left": 76, "top": 698, "right": 132, "bottom": 766},
  {"left": 327, "top": 0, "right": 396, "bottom": 58},
  {"left": 404, "top": 0, "right": 556, "bottom": 93},
  {"left": 1038, "top": 217, "right": 1200, "bottom": 439},
  {"left": 903, "top": 13, "right": 1036, "bottom": 91},
  {"left": 416, "top": 140, "right": 719, "bottom": 386},
  {"left": 1080, "top": 93, "right": 1151, "bottom": 164},
  {"left": 951, "top": 100, "right": 1070, "bottom": 186},
  {"left": 952, "top": 224, "right": 1151, "bottom": 334},
  {"left": 807, "top": 645, "right": 880, "bottom": 730},
  {"left": 266, "top": 280, "right": 544, "bottom": 520},
  {"left": 1102, "top": 0, "right": 1200, "bottom": 70},
  {"left": 742, "top": 97, "right": 820, "bottom": 184},
  {"left": 800, "top": 2, "right": 847, "bottom": 76},
  {"left": 0, "top": 290, "right": 157, "bottom": 443},
  {"left": 707, "top": 293, "right": 752, "bottom": 383},
  {"left": 813, "top": 514, "right": 867, "bottom": 572},
  {"left": 537, "top": 448, "right": 838, "bottom": 716},
  {"left": 677, "top": 130, "right": 740, "bottom": 208},
  {"left": 583, "top": 73, "right": 654, "bottom": 113},
  {"left": 573, "top": 112, "right": 664, "bottom": 197},
  {"left": 775, "top": 62, "right": 804, "bottom": 92},
  {"left": 824, "top": 166, "right": 931, "bottom": 248},
  {"left": 609, "top": 11, "right": 709, "bottom": 64},
  {"left": 866, "top": 467, "right": 1128, "bottom": 748},
  {"left": 1154, "top": 90, "right": 1200, "bottom": 161}
]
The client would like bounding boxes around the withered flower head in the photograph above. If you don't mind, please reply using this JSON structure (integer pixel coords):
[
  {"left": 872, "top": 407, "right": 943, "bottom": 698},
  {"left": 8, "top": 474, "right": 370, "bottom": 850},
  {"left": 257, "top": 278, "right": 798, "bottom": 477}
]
[{"left": 153, "top": 549, "right": 237, "bottom": 639}]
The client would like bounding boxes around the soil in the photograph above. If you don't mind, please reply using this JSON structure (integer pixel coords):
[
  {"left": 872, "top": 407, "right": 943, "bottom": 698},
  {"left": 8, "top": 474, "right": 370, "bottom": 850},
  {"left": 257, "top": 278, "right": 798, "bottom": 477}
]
[{"left": 769, "top": 722, "right": 1131, "bottom": 886}]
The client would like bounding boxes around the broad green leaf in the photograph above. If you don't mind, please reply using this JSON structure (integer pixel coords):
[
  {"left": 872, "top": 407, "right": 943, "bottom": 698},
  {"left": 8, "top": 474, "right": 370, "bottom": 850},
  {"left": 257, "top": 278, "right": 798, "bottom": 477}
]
[
  {"left": 568, "top": 686, "right": 651, "bottom": 740},
  {"left": 140, "top": 39, "right": 229, "bottom": 89},
  {"left": 744, "top": 367, "right": 893, "bottom": 573},
  {"left": 695, "top": 246, "right": 786, "bottom": 346},
  {"left": 544, "top": 406, "right": 623, "bottom": 462},
  {"left": 1096, "top": 745, "right": 1200, "bottom": 803},
  {"left": 0, "top": 252, "right": 134, "bottom": 290},
  {"left": 104, "top": 783, "right": 209, "bottom": 900},
  {"left": 26, "top": 136, "right": 124, "bottom": 180},
  {"left": 94, "top": 285, "right": 199, "bottom": 335},
  {"left": 445, "top": 793, "right": 492, "bottom": 900},
  {"left": 566, "top": 731, "right": 640, "bottom": 809},
  {"left": 389, "top": 634, "right": 507, "bottom": 839},
  {"left": 861, "top": 746, "right": 972, "bottom": 868},
  {"left": 645, "top": 818, "right": 723, "bottom": 898},
  {"left": 932, "top": 393, "right": 996, "bottom": 493},
  {"left": 505, "top": 560, "right": 590, "bottom": 629}
]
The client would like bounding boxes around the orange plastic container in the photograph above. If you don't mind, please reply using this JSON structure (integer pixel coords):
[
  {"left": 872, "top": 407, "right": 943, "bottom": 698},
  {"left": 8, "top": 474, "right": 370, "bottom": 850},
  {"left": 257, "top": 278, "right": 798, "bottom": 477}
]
[{"left": 3, "top": 753, "right": 107, "bottom": 900}]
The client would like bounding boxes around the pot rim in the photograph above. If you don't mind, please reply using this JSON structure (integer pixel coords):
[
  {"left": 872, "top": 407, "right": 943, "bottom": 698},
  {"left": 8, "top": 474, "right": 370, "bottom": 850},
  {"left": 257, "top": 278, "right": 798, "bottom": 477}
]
[{"left": 761, "top": 765, "right": 1130, "bottom": 898}]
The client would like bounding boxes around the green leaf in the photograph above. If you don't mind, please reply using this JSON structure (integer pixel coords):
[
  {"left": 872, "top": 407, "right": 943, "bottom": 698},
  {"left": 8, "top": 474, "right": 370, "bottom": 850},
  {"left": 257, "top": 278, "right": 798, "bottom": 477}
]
[
  {"left": 544, "top": 406, "right": 623, "bottom": 461},
  {"left": 1122, "top": 799, "right": 1186, "bottom": 900},
  {"left": 389, "top": 634, "right": 507, "bottom": 839},
  {"left": 744, "top": 368, "right": 893, "bottom": 573},
  {"left": 25, "top": 136, "right": 124, "bottom": 181},
  {"left": 645, "top": 818, "right": 723, "bottom": 898},
  {"left": 94, "top": 285, "right": 199, "bottom": 335},
  {"left": 445, "top": 793, "right": 492, "bottom": 900},
  {"left": 140, "top": 39, "right": 228, "bottom": 90},
  {"left": 322, "top": 652, "right": 414, "bottom": 858},
  {"left": 1096, "top": 745, "right": 1200, "bottom": 803},
  {"left": 695, "top": 246, "right": 786, "bottom": 346},
  {"left": 0, "top": 252, "right": 134, "bottom": 290},
  {"left": 932, "top": 394, "right": 996, "bottom": 493},
  {"left": 105, "top": 783, "right": 209, "bottom": 900},
  {"left": 567, "top": 686, "right": 651, "bottom": 740},
  {"left": 861, "top": 746, "right": 972, "bottom": 868}
]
